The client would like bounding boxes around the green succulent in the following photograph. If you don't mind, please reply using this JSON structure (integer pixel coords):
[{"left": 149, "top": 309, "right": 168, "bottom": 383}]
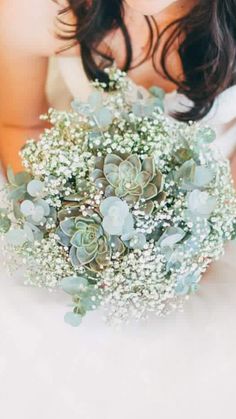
[
  {"left": 92, "top": 153, "right": 166, "bottom": 215},
  {"left": 56, "top": 212, "right": 125, "bottom": 272},
  {"left": 58, "top": 178, "right": 95, "bottom": 222}
]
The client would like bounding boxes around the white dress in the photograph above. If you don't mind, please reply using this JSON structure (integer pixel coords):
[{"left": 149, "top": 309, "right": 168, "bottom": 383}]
[{"left": 0, "top": 56, "right": 236, "bottom": 419}]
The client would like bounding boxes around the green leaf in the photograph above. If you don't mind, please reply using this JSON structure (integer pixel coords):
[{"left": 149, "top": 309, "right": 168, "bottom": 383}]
[
  {"left": 142, "top": 183, "right": 157, "bottom": 200},
  {"left": 7, "top": 166, "right": 16, "bottom": 185},
  {"left": 60, "top": 218, "right": 76, "bottom": 237},
  {"left": 64, "top": 312, "right": 82, "bottom": 327},
  {"left": 194, "top": 166, "right": 214, "bottom": 188},
  {"left": 149, "top": 86, "right": 165, "bottom": 100},
  {"left": 142, "top": 157, "right": 155, "bottom": 178},
  {"left": 174, "top": 148, "right": 193, "bottom": 164},
  {"left": 88, "top": 91, "right": 103, "bottom": 109},
  {"left": 8, "top": 185, "right": 26, "bottom": 201},
  {"left": 159, "top": 227, "right": 186, "bottom": 248},
  {"left": 61, "top": 276, "right": 89, "bottom": 296},
  {"left": 6, "top": 229, "right": 27, "bottom": 246},
  {"left": 15, "top": 172, "right": 31, "bottom": 187},
  {"left": 55, "top": 227, "right": 71, "bottom": 247},
  {"left": 35, "top": 199, "right": 50, "bottom": 217},
  {"left": 188, "top": 190, "right": 217, "bottom": 218},
  {"left": 20, "top": 200, "right": 34, "bottom": 217},
  {"left": 69, "top": 246, "right": 81, "bottom": 268},
  {"left": 96, "top": 107, "right": 113, "bottom": 127},
  {"left": 0, "top": 210, "right": 11, "bottom": 233},
  {"left": 195, "top": 127, "right": 216, "bottom": 145},
  {"left": 58, "top": 206, "right": 81, "bottom": 222},
  {"left": 176, "top": 160, "right": 196, "bottom": 184},
  {"left": 27, "top": 180, "right": 44, "bottom": 197},
  {"left": 105, "top": 154, "right": 123, "bottom": 166},
  {"left": 76, "top": 246, "right": 96, "bottom": 264},
  {"left": 13, "top": 202, "right": 23, "bottom": 220},
  {"left": 23, "top": 223, "right": 34, "bottom": 242}
]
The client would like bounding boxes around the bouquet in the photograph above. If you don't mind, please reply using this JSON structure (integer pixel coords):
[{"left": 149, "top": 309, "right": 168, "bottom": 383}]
[{"left": 1, "top": 68, "right": 236, "bottom": 326}]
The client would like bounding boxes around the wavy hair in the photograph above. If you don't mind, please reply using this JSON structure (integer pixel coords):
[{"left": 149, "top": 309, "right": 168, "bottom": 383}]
[{"left": 56, "top": 0, "right": 236, "bottom": 121}]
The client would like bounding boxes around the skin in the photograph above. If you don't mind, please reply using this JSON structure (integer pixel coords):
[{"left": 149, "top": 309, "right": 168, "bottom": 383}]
[
  {"left": 125, "top": 0, "right": 181, "bottom": 15},
  {"left": 0, "top": 0, "right": 235, "bottom": 183}
]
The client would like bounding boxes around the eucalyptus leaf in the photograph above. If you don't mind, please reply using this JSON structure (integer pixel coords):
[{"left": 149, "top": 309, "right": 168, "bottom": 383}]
[
  {"left": 35, "top": 199, "right": 50, "bottom": 217},
  {"left": 8, "top": 185, "right": 26, "bottom": 201},
  {"left": 20, "top": 200, "right": 34, "bottom": 217},
  {"left": 80, "top": 295, "right": 98, "bottom": 311},
  {"left": 194, "top": 166, "right": 214, "bottom": 188},
  {"left": 27, "top": 180, "right": 44, "bottom": 197},
  {"left": 61, "top": 276, "right": 88, "bottom": 296},
  {"left": 0, "top": 210, "right": 11, "bottom": 233},
  {"left": 6, "top": 229, "right": 27, "bottom": 246},
  {"left": 15, "top": 172, "right": 31, "bottom": 187},
  {"left": 13, "top": 202, "right": 23, "bottom": 220},
  {"left": 96, "top": 107, "right": 113, "bottom": 127},
  {"left": 159, "top": 227, "right": 186, "bottom": 248},
  {"left": 176, "top": 160, "right": 196, "bottom": 185},
  {"left": 195, "top": 127, "right": 216, "bottom": 145},
  {"left": 88, "top": 91, "right": 103, "bottom": 109},
  {"left": 64, "top": 311, "right": 82, "bottom": 327},
  {"left": 188, "top": 190, "right": 217, "bottom": 218},
  {"left": 7, "top": 166, "right": 16, "bottom": 186},
  {"left": 175, "top": 269, "right": 201, "bottom": 296},
  {"left": 149, "top": 86, "right": 165, "bottom": 100},
  {"left": 23, "top": 224, "right": 35, "bottom": 242}
]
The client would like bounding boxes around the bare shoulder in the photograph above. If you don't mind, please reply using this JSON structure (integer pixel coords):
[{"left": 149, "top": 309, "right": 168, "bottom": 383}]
[{"left": 0, "top": 0, "right": 80, "bottom": 56}]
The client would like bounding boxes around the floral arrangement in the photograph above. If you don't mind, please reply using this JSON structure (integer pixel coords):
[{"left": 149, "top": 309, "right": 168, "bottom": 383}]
[{"left": 0, "top": 68, "right": 235, "bottom": 326}]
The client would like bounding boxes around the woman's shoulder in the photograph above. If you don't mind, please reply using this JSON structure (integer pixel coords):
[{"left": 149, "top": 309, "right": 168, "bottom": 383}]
[{"left": 0, "top": 0, "right": 80, "bottom": 56}]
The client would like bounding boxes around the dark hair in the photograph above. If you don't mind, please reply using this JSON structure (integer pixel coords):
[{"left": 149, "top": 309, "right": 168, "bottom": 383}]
[{"left": 57, "top": 0, "right": 236, "bottom": 121}]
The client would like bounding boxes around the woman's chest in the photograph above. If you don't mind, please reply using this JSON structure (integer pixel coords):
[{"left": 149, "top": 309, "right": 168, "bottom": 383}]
[{"left": 101, "top": 8, "right": 183, "bottom": 92}]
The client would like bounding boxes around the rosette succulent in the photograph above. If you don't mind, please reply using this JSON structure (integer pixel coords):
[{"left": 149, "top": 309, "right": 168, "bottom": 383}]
[
  {"left": 56, "top": 213, "right": 111, "bottom": 272},
  {"left": 92, "top": 153, "right": 166, "bottom": 214}
]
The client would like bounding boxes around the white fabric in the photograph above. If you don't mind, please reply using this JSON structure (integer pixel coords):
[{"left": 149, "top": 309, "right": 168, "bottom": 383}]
[
  {"left": 0, "top": 58, "right": 236, "bottom": 419},
  {"left": 164, "top": 87, "right": 236, "bottom": 158}
]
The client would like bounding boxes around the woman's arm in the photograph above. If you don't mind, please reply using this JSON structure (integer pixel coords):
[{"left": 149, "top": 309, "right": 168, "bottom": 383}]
[
  {"left": 0, "top": 51, "right": 49, "bottom": 172},
  {"left": 231, "top": 151, "right": 236, "bottom": 186},
  {"left": 0, "top": 0, "right": 78, "bottom": 173}
]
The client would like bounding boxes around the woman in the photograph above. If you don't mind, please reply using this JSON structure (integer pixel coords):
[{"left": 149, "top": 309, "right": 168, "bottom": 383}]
[{"left": 0, "top": 0, "right": 236, "bottom": 178}]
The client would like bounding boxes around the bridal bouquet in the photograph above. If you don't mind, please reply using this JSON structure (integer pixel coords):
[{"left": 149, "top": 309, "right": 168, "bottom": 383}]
[{"left": 1, "top": 69, "right": 236, "bottom": 326}]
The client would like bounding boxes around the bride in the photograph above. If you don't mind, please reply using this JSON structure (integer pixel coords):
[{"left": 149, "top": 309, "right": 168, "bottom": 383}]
[{"left": 0, "top": 2, "right": 236, "bottom": 416}]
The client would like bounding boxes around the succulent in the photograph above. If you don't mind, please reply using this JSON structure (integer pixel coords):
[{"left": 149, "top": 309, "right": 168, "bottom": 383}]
[
  {"left": 57, "top": 212, "right": 112, "bottom": 272},
  {"left": 92, "top": 154, "right": 166, "bottom": 214}
]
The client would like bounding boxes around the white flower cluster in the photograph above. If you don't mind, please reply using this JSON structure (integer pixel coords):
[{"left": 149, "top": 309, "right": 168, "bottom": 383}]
[{"left": 0, "top": 67, "right": 235, "bottom": 326}]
